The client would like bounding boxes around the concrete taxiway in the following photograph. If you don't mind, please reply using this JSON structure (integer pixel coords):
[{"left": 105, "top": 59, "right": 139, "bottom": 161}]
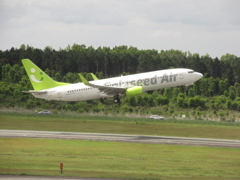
[{"left": 0, "top": 130, "right": 240, "bottom": 148}]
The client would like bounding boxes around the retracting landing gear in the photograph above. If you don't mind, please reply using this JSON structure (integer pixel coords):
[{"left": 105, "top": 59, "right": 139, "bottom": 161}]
[
  {"left": 100, "top": 98, "right": 105, "bottom": 103},
  {"left": 113, "top": 95, "right": 120, "bottom": 104}
]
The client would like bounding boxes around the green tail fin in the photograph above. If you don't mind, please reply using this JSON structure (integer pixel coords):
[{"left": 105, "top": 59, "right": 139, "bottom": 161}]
[{"left": 22, "top": 59, "right": 70, "bottom": 91}]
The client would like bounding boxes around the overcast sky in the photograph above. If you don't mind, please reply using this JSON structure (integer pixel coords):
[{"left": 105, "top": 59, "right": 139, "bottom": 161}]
[{"left": 0, "top": 0, "right": 239, "bottom": 58}]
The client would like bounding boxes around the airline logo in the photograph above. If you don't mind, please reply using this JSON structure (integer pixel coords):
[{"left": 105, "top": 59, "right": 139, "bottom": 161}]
[
  {"left": 30, "top": 68, "right": 44, "bottom": 83},
  {"left": 104, "top": 73, "right": 179, "bottom": 87},
  {"left": 161, "top": 73, "right": 178, "bottom": 83}
]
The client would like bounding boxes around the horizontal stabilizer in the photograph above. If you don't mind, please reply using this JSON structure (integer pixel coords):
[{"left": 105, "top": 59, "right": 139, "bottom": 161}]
[{"left": 22, "top": 90, "right": 47, "bottom": 94}]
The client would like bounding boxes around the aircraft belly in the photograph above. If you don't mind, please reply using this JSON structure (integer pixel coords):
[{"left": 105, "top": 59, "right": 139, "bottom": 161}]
[
  {"left": 78, "top": 93, "right": 102, "bottom": 101},
  {"left": 60, "top": 89, "right": 106, "bottom": 101},
  {"left": 32, "top": 93, "right": 50, "bottom": 100}
]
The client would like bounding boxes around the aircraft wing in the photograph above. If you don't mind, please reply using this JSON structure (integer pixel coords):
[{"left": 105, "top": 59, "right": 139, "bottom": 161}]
[{"left": 79, "top": 74, "right": 126, "bottom": 96}]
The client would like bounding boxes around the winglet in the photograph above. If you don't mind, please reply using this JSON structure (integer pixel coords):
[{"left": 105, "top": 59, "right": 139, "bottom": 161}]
[
  {"left": 78, "top": 74, "right": 91, "bottom": 85},
  {"left": 91, "top": 73, "right": 99, "bottom": 81}
]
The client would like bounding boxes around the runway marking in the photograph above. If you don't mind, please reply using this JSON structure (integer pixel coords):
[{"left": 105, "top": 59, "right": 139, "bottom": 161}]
[{"left": 0, "top": 130, "right": 240, "bottom": 148}]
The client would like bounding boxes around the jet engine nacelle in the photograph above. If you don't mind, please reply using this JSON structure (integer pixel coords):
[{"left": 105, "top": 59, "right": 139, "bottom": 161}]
[{"left": 125, "top": 86, "right": 143, "bottom": 96}]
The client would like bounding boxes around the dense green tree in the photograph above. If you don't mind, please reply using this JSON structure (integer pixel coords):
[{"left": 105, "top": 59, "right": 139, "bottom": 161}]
[
  {"left": 1, "top": 44, "right": 240, "bottom": 116},
  {"left": 219, "top": 79, "right": 230, "bottom": 94},
  {"left": 127, "top": 96, "right": 137, "bottom": 107},
  {"left": 136, "top": 96, "right": 144, "bottom": 106},
  {"left": 156, "top": 96, "right": 169, "bottom": 105},
  {"left": 229, "top": 86, "right": 236, "bottom": 100},
  {"left": 187, "top": 96, "right": 205, "bottom": 108}
]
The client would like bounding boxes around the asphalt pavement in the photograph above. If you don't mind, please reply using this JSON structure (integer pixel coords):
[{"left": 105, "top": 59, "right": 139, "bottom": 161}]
[{"left": 1, "top": 129, "right": 240, "bottom": 148}]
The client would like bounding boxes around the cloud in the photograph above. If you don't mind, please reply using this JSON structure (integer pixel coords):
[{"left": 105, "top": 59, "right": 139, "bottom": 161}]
[{"left": 0, "top": 0, "right": 240, "bottom": 58}]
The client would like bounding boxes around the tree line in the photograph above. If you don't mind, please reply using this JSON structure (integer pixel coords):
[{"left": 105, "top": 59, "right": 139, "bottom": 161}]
[
  {"left": 1, "top": 44, "right": 240, "bottom": 81},
  {"left": 1, "top": 44, "right": 240, "bottom": 120}
]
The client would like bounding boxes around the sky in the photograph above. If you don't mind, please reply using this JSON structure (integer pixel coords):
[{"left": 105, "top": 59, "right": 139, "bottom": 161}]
[{"left": 0, "top": 0, "right": 240, "bottom": 58}]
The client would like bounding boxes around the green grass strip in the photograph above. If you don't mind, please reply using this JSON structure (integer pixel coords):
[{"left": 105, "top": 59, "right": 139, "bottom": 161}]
[
  {"left": 0, "top": 112, "right": 240, "bottom": 140},
  {"left": 0, "top": 138, "right": 240, "bottom": 180}
]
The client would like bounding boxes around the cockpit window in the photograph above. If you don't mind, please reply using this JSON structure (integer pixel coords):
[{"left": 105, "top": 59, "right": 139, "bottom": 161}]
[{"left": 188, "top": 71, "right": 194, "bottom": 74}]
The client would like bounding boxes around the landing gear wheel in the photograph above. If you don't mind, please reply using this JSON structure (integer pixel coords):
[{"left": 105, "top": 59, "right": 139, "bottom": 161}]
[
  {"left": 113, "top": 96, "right": 120, "bottom": 104},
  {"left": 100, "top": 98, "right": 105, "bottom": 103}
]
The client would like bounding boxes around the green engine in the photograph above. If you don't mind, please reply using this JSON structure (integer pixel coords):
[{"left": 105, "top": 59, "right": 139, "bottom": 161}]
[{"left": 125, "top": 86, "right": 143, "bottom": 96}]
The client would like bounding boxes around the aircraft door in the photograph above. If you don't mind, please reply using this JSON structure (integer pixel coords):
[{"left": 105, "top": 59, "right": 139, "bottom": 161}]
[{"left": 58, "top": 91, "right": 62, "bottom": 99}]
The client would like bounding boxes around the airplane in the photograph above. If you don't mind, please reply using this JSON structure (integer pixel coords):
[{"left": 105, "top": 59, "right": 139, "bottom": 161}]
[{"left": 22, "top": 59, "right": 203, "bottom": 103}]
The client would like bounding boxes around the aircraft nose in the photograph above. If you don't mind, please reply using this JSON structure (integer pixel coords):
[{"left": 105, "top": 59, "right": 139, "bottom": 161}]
[{"left": 195, "top": 72, "right": 203, "bottom": 80}]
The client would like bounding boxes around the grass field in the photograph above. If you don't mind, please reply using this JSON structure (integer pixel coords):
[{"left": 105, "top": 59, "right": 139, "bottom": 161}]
[
  {"left": 0, "top": 111, "right": 240, "bottom": 140},
  {"left": 0, "top": 138, "right": 240, "bottom": 180},
  {"left": 1, "top": 111, "right": 240, "bottom": 179}
]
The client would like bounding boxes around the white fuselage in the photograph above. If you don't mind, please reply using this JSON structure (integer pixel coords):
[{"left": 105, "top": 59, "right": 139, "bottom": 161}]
[{"left": 32, "top": 68, "right": 203, "bottom": 101}]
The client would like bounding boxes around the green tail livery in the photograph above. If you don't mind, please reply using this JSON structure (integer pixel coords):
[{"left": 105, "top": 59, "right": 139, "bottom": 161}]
[
  {"left": 22, "top": 59, "right": 203, "bottom": 103},
  {"left": 22, "top": 59, "right": 69, "bottom": 91}
]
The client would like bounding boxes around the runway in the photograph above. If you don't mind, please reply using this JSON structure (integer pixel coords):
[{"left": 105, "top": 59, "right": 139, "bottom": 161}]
[{"left": 1, "top": 130, "right": 240, "bottom": 148}]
